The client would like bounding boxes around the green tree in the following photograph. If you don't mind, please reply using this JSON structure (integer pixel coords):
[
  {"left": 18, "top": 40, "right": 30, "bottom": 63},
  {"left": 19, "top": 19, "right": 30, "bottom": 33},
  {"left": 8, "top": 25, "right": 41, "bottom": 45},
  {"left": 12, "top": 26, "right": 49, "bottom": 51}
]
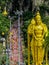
[{"left": 0, "top": 13, "right": 10, "bottom": 36}]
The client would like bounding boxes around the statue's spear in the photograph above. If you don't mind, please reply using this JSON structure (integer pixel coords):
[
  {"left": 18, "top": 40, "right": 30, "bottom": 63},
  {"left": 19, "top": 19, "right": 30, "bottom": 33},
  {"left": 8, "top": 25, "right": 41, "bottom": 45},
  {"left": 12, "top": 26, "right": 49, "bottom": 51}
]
[{"left": 28, "top": 33, "right": 30, "bottom": 65}]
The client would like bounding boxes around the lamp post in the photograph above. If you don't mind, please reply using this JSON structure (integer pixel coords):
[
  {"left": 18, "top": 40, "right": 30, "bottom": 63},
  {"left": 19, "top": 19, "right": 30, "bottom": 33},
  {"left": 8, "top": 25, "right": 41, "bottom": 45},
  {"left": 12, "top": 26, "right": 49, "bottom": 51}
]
[{"left": 8, "top": 16, "right": 12, "bottom": 50}]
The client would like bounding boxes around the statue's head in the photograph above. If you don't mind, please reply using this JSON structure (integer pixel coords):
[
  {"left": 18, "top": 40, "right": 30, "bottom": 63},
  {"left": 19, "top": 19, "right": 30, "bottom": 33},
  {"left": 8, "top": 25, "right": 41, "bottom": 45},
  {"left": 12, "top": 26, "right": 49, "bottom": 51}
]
[{"left": 35, "top": 11, "right": 42, "bottom": 24}]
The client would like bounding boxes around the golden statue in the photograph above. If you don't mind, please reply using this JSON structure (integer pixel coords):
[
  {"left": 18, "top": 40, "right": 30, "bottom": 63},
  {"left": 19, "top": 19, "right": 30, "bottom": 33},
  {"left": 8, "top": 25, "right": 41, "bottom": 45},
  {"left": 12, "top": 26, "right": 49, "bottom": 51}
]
[{"left": 27, "top": 11, "right": 48, "bottom": 65}]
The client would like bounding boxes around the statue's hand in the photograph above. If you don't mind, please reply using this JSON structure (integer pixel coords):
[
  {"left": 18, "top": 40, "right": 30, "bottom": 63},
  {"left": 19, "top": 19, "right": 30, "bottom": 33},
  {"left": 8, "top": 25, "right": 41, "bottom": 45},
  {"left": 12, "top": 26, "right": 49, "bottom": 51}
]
[{"left": 34, "top": 36, "right": 43, "bottom": 41}]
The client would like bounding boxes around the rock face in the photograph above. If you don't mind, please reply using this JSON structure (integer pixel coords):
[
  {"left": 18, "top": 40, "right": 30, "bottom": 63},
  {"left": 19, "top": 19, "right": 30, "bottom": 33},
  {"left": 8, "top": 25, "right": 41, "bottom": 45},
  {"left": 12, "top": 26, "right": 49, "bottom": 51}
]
[
  {"left": 32, "top": 0, "right": 44, "bottom": 11},
  {"left": 32, "top": 0, "right": 44, "bottom": 6},
  {"left": 9, "top": 23, "right": 23, "bottom": 65}
]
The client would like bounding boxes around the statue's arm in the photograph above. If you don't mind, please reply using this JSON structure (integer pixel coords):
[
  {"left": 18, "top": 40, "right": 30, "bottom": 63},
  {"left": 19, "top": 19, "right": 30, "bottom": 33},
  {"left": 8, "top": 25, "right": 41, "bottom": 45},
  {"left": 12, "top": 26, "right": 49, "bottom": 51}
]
[
  {"left": 33, "top": 27, "right": 39, "bottom": 40},
  {"left": 27, "top": 24, "right": 32, "bottom": 45},
  {"left": 44, "top": 24, "right": 48, "bottom": 38},
  {"left": 27, "top": 26, "right": 31, "bottom": 65},
  {"left": 27, "top": 24, "right": 33, "bottom": 35},
  {"left": 33, "top": 33, "right": 39, "bottom": 40}
]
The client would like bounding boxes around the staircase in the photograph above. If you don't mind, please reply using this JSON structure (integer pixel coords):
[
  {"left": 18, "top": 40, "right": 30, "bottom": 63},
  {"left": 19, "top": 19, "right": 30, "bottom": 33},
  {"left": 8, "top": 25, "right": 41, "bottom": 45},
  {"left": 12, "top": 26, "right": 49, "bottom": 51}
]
[{"left": 9, "top": 22, "right": 24, "bottom": 65}]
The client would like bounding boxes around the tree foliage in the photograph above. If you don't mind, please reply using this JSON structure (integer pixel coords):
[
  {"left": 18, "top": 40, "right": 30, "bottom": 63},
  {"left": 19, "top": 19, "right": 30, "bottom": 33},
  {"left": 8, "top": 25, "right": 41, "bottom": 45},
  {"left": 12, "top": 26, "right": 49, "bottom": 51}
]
[{"left": 0, "top": 13, "right": 10, "bottom": 36}]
